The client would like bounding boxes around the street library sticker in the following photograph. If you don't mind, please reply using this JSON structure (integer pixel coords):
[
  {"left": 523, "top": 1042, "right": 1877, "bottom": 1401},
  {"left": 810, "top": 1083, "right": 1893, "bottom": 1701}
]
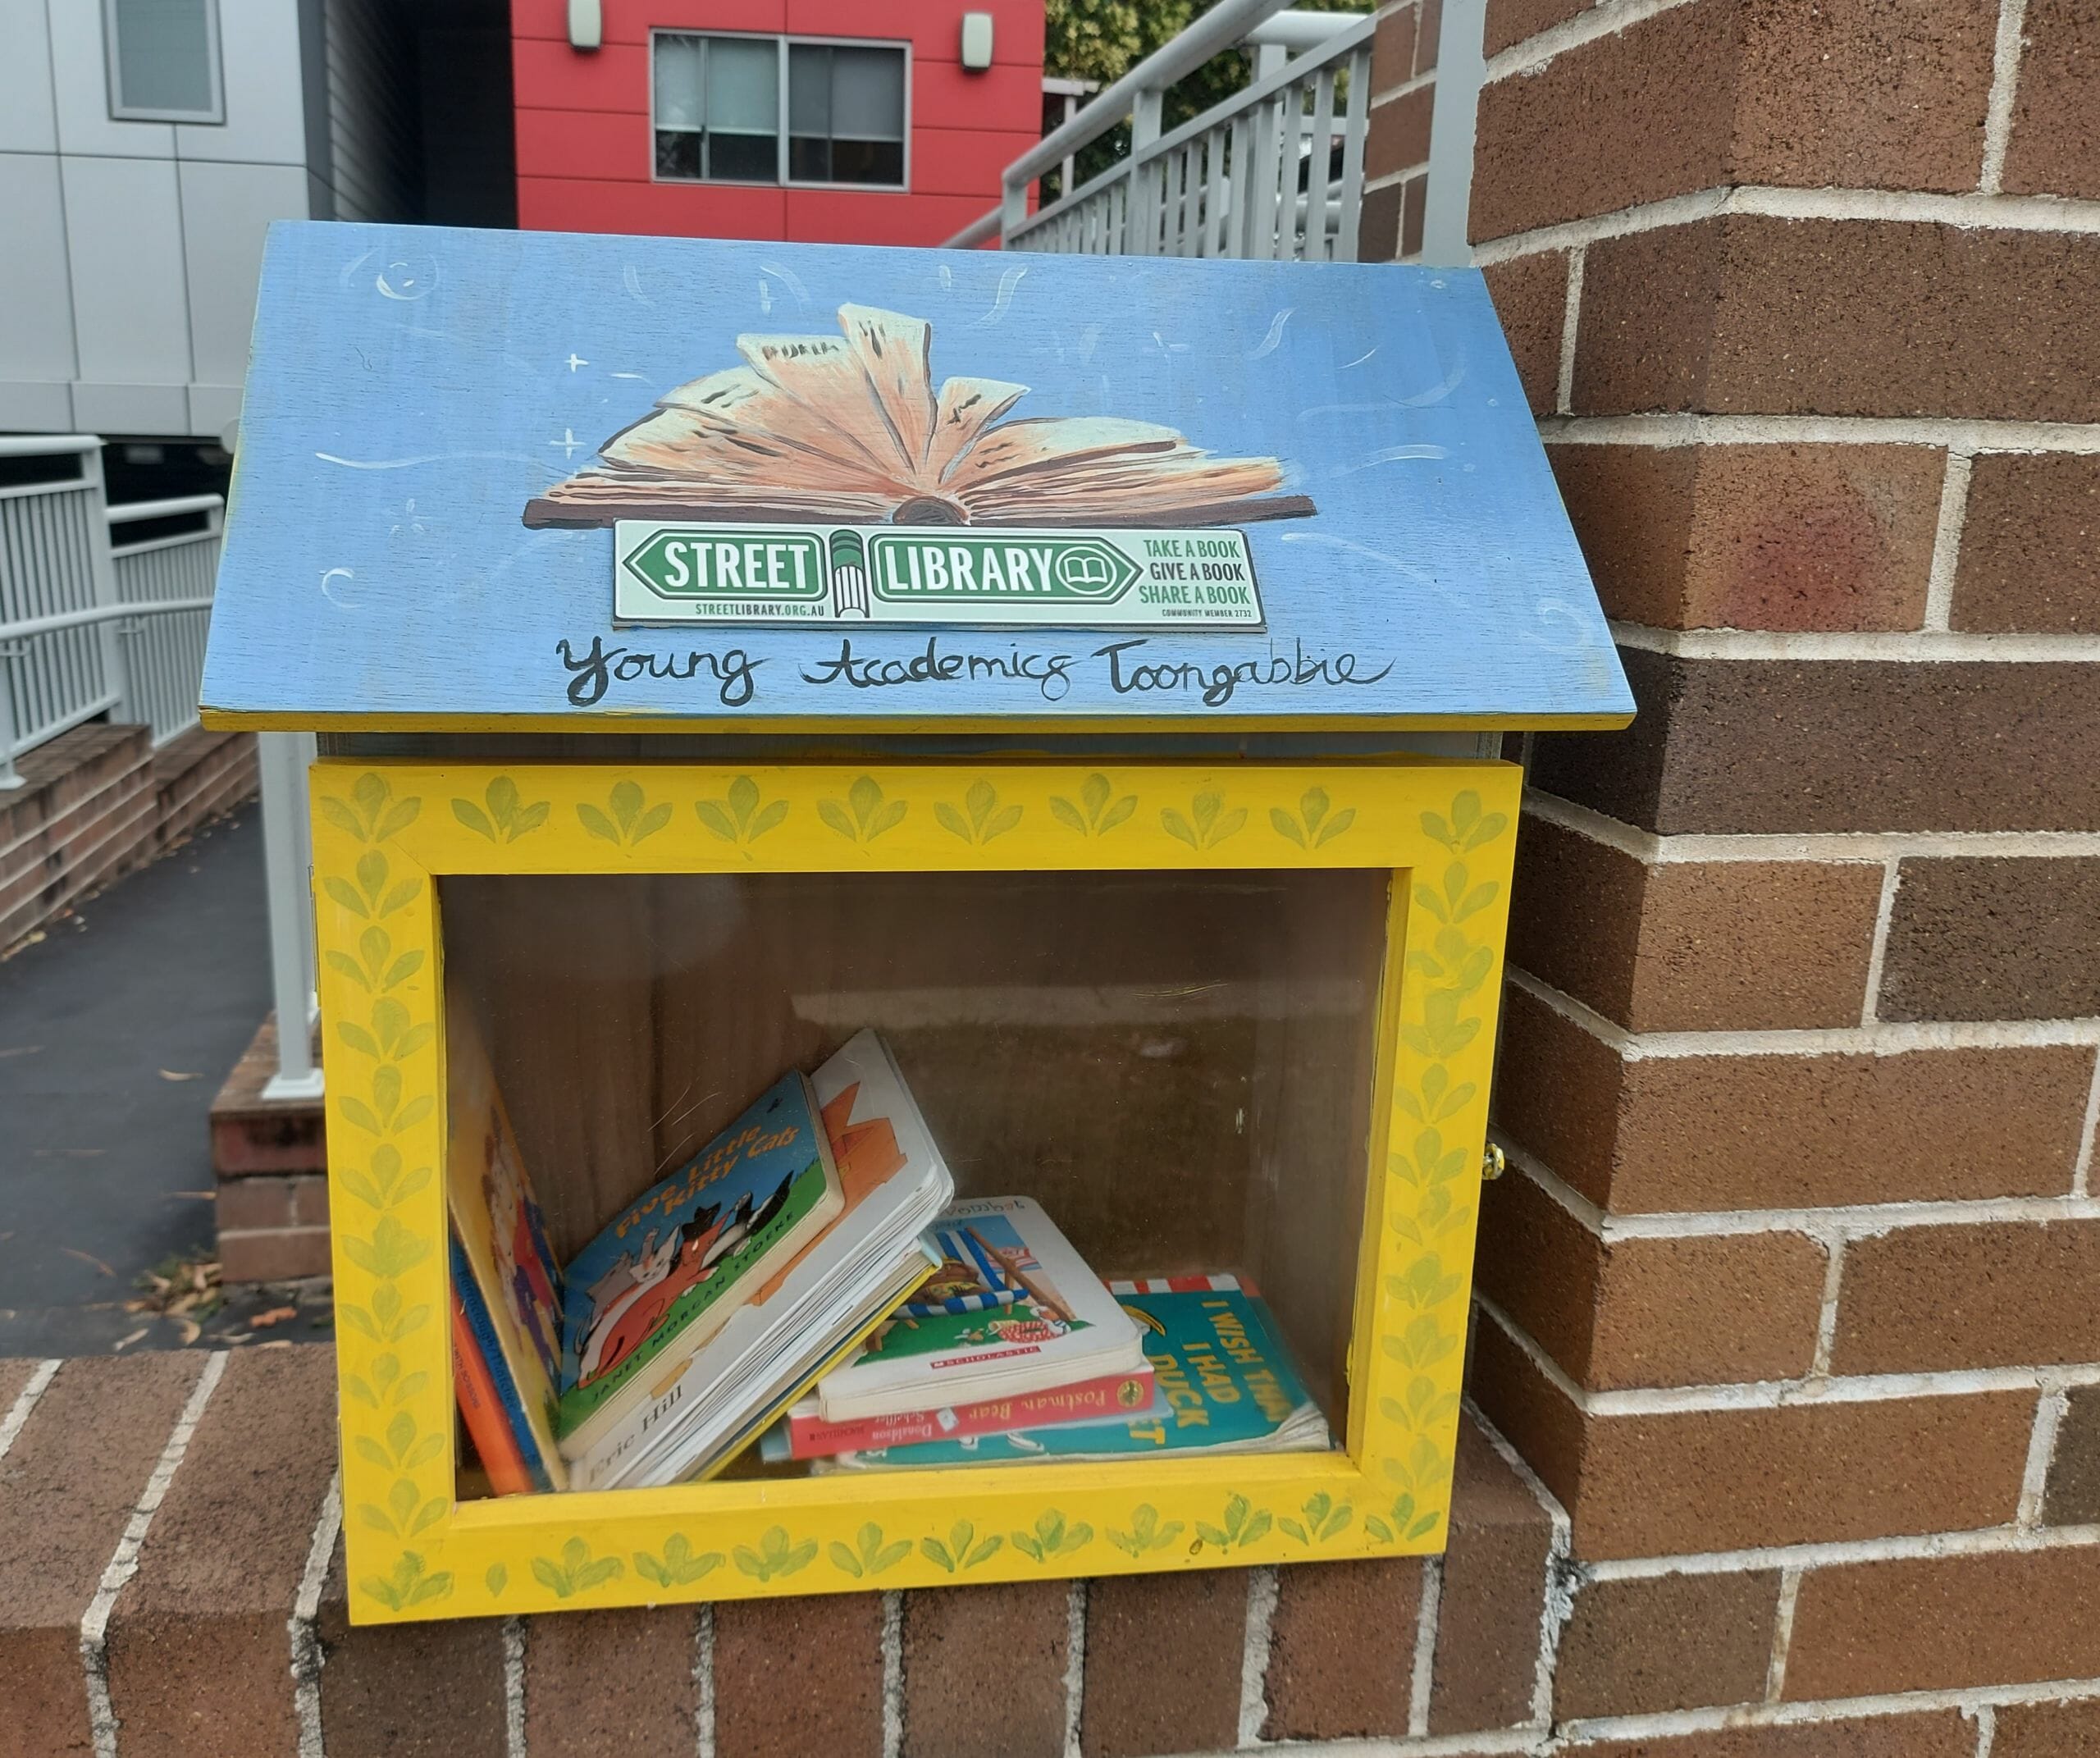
[{"left": 613, "top": 521, "right": 1266, "bottom": 630}]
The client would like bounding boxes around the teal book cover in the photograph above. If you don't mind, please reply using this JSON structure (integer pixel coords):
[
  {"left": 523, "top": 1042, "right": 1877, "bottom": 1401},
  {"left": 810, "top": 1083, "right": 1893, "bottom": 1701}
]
[
  {"left": 558, "top": 1071, "right": 842, "bottom": 1442},
  {"left": 835, "top": 1281, "right": 1326, "bottom": 1468}
]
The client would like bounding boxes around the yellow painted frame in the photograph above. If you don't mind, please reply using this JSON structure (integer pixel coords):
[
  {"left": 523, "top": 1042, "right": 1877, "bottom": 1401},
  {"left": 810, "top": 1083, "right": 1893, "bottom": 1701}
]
[{"left": 313, "top": 756, "right": 1518, "bottom": 1623}]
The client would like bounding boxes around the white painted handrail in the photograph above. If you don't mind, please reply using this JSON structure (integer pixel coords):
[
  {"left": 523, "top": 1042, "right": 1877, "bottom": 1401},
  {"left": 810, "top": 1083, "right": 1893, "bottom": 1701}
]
[
  {"left": 107, "top": 493, "right": 225, "bottom": 527},
  {"left": 980, "top": 12, "right": 1376, "bottom": 263}
]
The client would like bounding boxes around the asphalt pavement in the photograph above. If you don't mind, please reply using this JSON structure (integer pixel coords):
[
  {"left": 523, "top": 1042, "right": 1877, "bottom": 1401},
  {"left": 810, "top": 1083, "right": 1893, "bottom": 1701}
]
[{"left": 0, "top": 803, "right": 281, "bottom": 1354}]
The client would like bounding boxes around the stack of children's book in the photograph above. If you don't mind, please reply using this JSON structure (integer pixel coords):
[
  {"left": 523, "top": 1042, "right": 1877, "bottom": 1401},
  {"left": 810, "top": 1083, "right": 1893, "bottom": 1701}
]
[
  {"left": 447, "top": 1008, "right": 1329, "bottom": 1494},
  {"left": 448, "top": 1016, "right": 952, "bottom": 1492}
]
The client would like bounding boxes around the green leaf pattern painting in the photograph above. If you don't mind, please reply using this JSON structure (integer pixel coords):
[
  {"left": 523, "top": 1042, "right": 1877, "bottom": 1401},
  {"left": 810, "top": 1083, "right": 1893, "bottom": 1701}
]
[
  {"left": 831, "top": 1523, "right": 913, "bottom": 1580},
  {"left": 819, "top": 776, "right": 908, "bottom": 845},
  {"left": 322, "top": 778, "right": 454, "bottom": 1614},
  {"left": 1047, "top": 773, "right": 1136, "bottom": 836},
  {"left": 577, "top": 779, "right": 673, "bottom": 847},
  {"left": 450, "top": 775, "right": 550, "bottom": 842},
  {"left": 1367, "top": 788, "right": 1513, "bottom": 1550},
  {"left": 1160, "top": 791, "right": 1245, "bottom": 850},
  {"left": 934, "top": 779, "right": 1023, "bottom": 844},
  {"left": 315, "top": 769, "right": 1509, "bottom": 1608},
  {"left": 695, "top": 774, "right": 789, "bottom": 850}
]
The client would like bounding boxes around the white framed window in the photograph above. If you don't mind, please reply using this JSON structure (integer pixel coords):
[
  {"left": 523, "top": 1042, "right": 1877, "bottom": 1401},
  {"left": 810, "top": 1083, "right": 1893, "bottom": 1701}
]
[
  {"left": 104, "top": 0, "right": 225, "bottom": 124},
  {"left": 652, "top": 31, "right": 908, "bottom": 190}
]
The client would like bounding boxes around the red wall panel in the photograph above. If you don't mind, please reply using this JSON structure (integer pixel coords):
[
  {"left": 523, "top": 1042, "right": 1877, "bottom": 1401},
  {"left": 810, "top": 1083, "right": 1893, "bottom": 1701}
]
[
  {"left": 515, "top": 107, "right": 651, "bottom": 182},
  {"left": 511, "top": 39, "right": 647, "bottom": 113},
  {"left": 518, "top": 176, "right": 788, "bottom": 240},
  {"left": 783, "top": 189, "right": 1005, "bottom": 247},
  {"left": 512, "top": 2, "right": 1043, "bottom": 245}
]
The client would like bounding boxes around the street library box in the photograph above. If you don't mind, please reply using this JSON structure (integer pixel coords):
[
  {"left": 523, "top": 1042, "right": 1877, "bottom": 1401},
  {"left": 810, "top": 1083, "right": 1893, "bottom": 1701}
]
[{"left": 201, "top": 221, "right": 1631, "bottom": 1623}]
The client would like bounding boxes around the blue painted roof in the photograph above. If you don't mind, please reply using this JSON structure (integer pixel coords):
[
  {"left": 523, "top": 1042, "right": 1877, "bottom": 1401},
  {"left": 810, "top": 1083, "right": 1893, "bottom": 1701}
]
[{"left": 202, "top": 221, "right": 1630, "bottom": 732}]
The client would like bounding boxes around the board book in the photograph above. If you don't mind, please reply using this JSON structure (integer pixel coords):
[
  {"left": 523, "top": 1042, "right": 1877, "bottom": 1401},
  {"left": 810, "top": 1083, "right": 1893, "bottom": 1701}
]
[
  {"left": 821, "top": 1277, "right": 1329, "bottom": 1469},
  {"left": 450, "top": 1233, "right": 556, "bottom": 1495},
  {"left": 813, "top": 1195, "right": 1145, "bottom": 1421},
  {"left": 765, "top": 1363, "right": 1157, "bottom": 1462},
  {"left": 557, "top": 1070, "right": 845, "bottom": 1459},
  {"left": 443, "top": 995, "right": 568, "bottom": 1491},
  {"left": 569, "top": 1029, "right": 952, "bottom": 1489}
]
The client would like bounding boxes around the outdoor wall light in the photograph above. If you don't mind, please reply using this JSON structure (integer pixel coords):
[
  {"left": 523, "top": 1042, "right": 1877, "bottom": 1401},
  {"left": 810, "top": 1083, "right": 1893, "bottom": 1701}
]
[
  {"left": 960, "top": 11, "right": 994, "bottom": 71},
  {"left": 568, "top": 0, "right": 602, "bottom": 52}
]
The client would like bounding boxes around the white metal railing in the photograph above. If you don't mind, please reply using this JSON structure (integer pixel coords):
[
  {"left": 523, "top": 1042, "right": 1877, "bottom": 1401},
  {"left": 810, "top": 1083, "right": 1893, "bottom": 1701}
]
[
  {"left": 0, "top": 436, "right": 225, "bottom": 788},
  {"left": 946, "top": 2, "right": 1375, "bottom": 260},
  {"left": 108, "top": 495, "right": 224, "bottom": 747},
  {"left": 0, "top": 437, "right": 121, "bottom": 779},
  {"left": 949, "top": 0, "right": 1491, "bottom": 265},
  {"left": 1020, "top": 13, "right": 1373, "bottom": 261}
]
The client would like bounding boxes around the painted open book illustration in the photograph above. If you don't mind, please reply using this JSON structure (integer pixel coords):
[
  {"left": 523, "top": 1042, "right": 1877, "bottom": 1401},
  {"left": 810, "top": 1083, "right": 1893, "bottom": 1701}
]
[{"left": 522, "top": 304, "right": 1315, "bottom": 530}]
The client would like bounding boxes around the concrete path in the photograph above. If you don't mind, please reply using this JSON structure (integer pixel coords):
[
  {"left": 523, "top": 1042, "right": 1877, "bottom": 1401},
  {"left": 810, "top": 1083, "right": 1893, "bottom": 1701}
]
[{"left": 0, "top": 805, "right": 292, "bottom": 1354}]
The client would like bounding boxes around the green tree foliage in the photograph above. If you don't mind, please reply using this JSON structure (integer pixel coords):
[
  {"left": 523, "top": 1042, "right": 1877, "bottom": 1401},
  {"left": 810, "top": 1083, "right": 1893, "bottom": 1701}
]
[{"left": 1043, "top": 0, "right": 1372, "bottom": 196}]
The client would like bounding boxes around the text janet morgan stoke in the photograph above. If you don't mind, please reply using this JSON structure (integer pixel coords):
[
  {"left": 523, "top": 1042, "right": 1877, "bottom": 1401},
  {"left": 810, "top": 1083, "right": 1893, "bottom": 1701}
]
[{"left": 555, "top": 635, "right": 1396, "bottom": 710}]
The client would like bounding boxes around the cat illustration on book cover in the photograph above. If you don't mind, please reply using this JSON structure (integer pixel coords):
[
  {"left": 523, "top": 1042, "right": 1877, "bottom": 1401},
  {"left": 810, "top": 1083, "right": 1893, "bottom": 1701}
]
[
  {"left": 523, "top": 304, "right": 1315, "bottom": 531},
  {"left": 573, "top": 1172, "right": 800, "bottom": 1386}
]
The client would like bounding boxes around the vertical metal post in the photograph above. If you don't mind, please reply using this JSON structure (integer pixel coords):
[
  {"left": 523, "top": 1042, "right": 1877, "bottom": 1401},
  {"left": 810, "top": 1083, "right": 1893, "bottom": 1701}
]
[
  {"left": 1061, "top": 90, "right": 1079, "bottom": 200},
  {"left": 1419, "top": 0, "right": 1487, "bottom": 267},
  {"left": 259, "top": 730, "right": 325, "bottom": 1101},
  {"left": 80, "top": 446, "right": 130, "bottom": 728},
  {"left": 0, "top": 645, "right": 23, "bottom": 790},
  {"left": 1129, "top": 86, "right": 1164, "bottom": 254},
  {"left": 999, "top": 172, "right": 1029, "bottom": 245}
]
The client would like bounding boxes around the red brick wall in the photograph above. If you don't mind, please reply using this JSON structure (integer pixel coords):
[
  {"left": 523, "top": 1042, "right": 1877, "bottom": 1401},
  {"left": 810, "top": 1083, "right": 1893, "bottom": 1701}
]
[
  {"left": 509, "top": 0, "right": 1045, "bottom": 246},
  {"left": 0, "top": 1346, "right": 1573, "bottom": 1758},
  {"left": 0, "top": 725, "right": 257, "bottom": 952},
  {"left": 1361, "top": 0, "right": 1443, "bottom": 260},
  {"left": 1468, "top": 0, "right": 2100, "bottom": 1742}
]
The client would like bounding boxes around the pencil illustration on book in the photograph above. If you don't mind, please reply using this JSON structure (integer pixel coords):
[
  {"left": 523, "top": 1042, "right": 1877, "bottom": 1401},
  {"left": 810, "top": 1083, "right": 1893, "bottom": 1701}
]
[{"left": 522, "top": 304, "right": 1316, "bottom": 530}]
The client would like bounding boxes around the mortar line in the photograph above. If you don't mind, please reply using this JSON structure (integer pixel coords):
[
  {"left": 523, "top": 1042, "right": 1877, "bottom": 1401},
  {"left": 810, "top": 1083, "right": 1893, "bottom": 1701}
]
[
  {"left": 1523, "top": 787, "right": 2100, "bottom": 865},
  {"left": 1062, "top": 1578, "right": 1088, "bottom": 1758},
  {"left": 1371, "top": 66, "right": 1440, "bottom": 105},
  {"left": 1607, "top": 619, "right": 2100, "bottom": 664},
  {"left": 291, "top": 1469, "right": 343, "bottom": 1758},
  {"left": 0, "top": 1358, "right": 59, "bottom": 1463},
  {"left": 1923, "top": 450, "right": 1976, "bottom": 631},
  {"left": 1974, "top": 1701, "right": 2000, "bottom": 1758},
  {"left": 694, "top": 1603, "right": 716, "bottom": 1758},
  {"left": 1494, "top": 1135, "right": 2100, "bottom": 1244},
  {"left": 1858, "top": 858, "right": 1904, "bottom": 1026},
  {"left": 1582, "top": 1519, "right": 2100, "bottom": 1582},
  {"left": 1473, "top": 181, "right": 2100, "bottom": 263},
  {"left": 504, "top": 1615, "right": 527, "bottom": 1758},
  {"left": 1406, "top": 1556, "right": 1444, "bottom": 1738},
  {"left": 1559, "top": 1675, "right": 2100, "bottom": 1744},
  {"left": 1475, "top": 1292, "right": 2100, "bottom": 1415},
  {"left": 2017, "top": 1387, "right": 2070, "bottom": 1528},
  {"left": 2073, "top": 1048, "right": 2100, "bottom": 1199},
  {"left": 882, "top": 1589, "right": 905, "bottom": 1758},
  {"left": 1213, "top": 1687, "right": 2093, "bottom": 1756},
  {"left": 1202, "top": 1727, "right": 1536, "bottom": 1756},
  {"left": 1763, "top": 1568, "right": 1801, "bottom": 1703},
  {"left": 1979, "top": 0, "right": 2029, "bottom": 194},
  {"left": 1554, "top": 245, "right": 1585, "bottom": 416},
  {"left": 1365, "top": 158, "right": 1433, "bottom": 195},
  {"left": 1809, "top": 1238, "right": 1847, "bottom": 1377},
  {"left": 1541, "top": 411, "right": 2100, "bottom": 454},
  {"left": 1461, "top": 1401, "right": 1571, "bottom": 1731},
  {"left": 1482, "top": 0, "right": 1701, "bottom": 84},
  {"left": 80, "top": 1349, "right": 228, "bottom": 1758},
  {"left": 1237, "top": 1564, "right": 1281, "bottom": 1746},
  {"left": 1505, "top": 966, "right": 2100, "bottom": 1058}
]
